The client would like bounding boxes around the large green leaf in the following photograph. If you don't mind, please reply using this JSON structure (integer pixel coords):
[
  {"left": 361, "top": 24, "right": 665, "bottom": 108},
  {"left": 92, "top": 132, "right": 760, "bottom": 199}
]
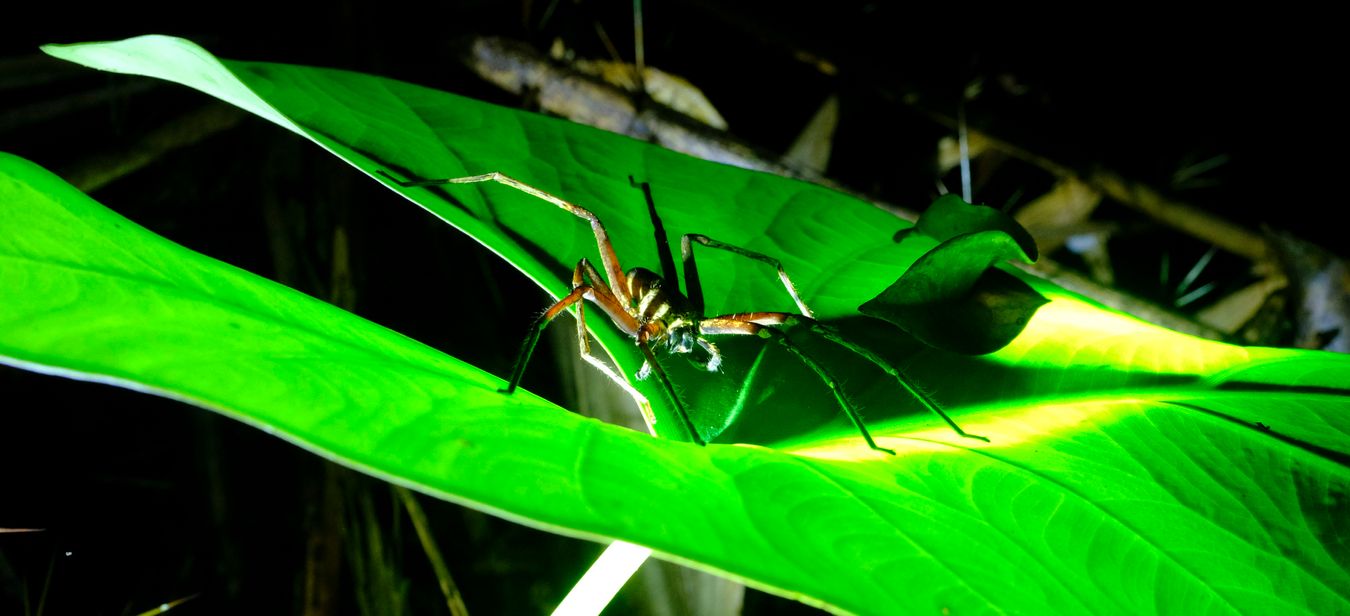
[{"left": 7, "top": 35, "right": 1347, "bottom": 613}]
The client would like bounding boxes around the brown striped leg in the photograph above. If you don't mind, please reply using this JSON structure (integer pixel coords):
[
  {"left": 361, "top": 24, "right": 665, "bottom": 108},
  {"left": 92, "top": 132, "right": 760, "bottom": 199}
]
[
  {"left": 575, "top": 261, "right": 700, "bottom": 444},
  {"left": 567, "top": 260, "right": 655, "bottom": 423},
  {"left": 501, "top": 284, "right": 593, "bottom": 394}
]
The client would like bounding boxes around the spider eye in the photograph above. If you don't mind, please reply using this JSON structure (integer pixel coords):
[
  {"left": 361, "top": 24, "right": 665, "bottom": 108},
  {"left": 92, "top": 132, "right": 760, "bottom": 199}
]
[{"left": 665, "top": 325, "right": 695, "bottom": 353}]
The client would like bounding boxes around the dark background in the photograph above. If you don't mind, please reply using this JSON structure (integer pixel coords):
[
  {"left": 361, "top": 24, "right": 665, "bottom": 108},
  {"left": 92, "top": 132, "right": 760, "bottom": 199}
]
[{"left": 2, "top": 3, "right": 1342, "bottom": 614}]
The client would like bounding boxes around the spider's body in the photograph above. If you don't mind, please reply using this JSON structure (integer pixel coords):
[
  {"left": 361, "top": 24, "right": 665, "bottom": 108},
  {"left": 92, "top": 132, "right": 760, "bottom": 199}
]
[
  {"left": 621, "top": 266, "right": 720, "bottom": 372},
  {"left": 381, "top": 170, "right": 987, "bottom": 453}
]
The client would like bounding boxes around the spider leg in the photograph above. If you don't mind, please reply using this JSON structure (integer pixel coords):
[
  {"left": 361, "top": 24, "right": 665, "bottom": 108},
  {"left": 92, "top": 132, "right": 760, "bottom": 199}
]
[
  {"left": 706, "top": 313, "right": 988, "bottom": 444},
  {"left": 681, "top": 234, "right": 814, "bottom": 318},
  {"left": 636, "top": 332, "right": 705, "bottom": 446},
  {"left": 571, "top": 260, "right": 654, "bottom": 380},
  {"left": 700, "top": 315, "right": 894, "bottom": 455},
  {"left": 501, "top": 282, "right": 593, "bottom": 394},
  {"left": 501, "top": 260, "right": 648, "bottom": 414},
  {"left": 384, "top": 170, "right": 707, "bottom": 446},
  {"left": 379, "top": 170, "right": 633, "bottom": 306},
  {"left": 569, "top": 261, "right": 659, "bottom": 431},
  {"left": 576, "top": 261, "right": 702, "bottom": 445},
  {"left": 503, "top": 259, "right": 699, "bottom": 444},
  {"left": 804, "top": 320, "right": 989, "bottom": 443}
]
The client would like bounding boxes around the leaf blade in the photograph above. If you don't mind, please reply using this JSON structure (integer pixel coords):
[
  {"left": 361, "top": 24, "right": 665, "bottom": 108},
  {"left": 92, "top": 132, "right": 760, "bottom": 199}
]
[{"left": 22, "top": 35, "right": 1350, "bottom": 614}]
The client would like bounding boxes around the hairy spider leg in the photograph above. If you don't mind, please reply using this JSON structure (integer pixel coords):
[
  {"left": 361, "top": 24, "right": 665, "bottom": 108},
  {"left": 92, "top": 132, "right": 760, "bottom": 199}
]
[
  {"left": 500, "top": 258, "right": 640, "bottom": 398},
  {"left": 635, "top": 331, "right": 704, "bottom": 445},
  {"left": 571, "top": 259, "right": 704, "bottom": 444},
  {"left": 381, "top": 170, "right": 633, "bottom": 306},
  {"left": 699, "top": 315, "right": 894, "bottom": 455},
  {"left": 623, "top": 180, "right": 811, "bottom": 321},
  {"left": 681, "top": 234, "right": 813, "bottom": 318},
  {"left": 383, "top": 169, "right": 707, "bottom": 445},
  {"left": 681, "top": 237, "right": 988, "bottom": 444},
  {"left": 500, "top": 282, "right": 594, "bottom": 394},
  {"left": 571, "top": 259, "right": 686, "bottom": 438},
  {"left": 499, "top": 258, "right": 703, "bottom": 444},
  {"left": 805, "top": 321, "right": 990, "bottom": 443},
  {"left": 566, "top": 260, "right": 652, "bottom": 422}
]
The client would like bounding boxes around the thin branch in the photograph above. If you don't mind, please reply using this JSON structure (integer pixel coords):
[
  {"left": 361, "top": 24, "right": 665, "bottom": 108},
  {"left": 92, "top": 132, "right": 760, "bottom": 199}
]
[
  {"left": 62, "top": 103, "right": 245, "bottom": 192},
  {"left": 396, "top": 487, "right": 470, "bottom": 616},
  {"left": 921, "top": 109, "right": 1270, "bottom": 262}
]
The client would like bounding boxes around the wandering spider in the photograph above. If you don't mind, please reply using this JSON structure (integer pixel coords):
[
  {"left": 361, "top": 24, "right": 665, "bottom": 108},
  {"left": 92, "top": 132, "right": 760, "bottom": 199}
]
[{"left": 380, "top": 170, "right": 987, "bottom": 454}]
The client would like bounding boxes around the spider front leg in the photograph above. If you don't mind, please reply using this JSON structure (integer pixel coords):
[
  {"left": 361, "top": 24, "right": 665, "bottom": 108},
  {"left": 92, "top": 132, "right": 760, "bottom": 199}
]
[
  {"left": 498, "top": 259, "right": 646, "bottom": 409},
  {"left": 567, "top": 262, "right": 657, "bottom": 421},
  {"left": 567, "top": 260, "right": 703, "bottom": 445},
  {"left": 500, "top": 259, "right": 704, "bottom": 446},
  {"left": 500, "top": 280, "right": 594, "bottom": 394},
  {"left": 382, "top": 170, "right": 708, "bottom": 445},
  {"left": 634, "top": 332, "right": 705, "bottom": 446},
  {"left": 500, "top": 261, "right": 619, "bottom": 390}
]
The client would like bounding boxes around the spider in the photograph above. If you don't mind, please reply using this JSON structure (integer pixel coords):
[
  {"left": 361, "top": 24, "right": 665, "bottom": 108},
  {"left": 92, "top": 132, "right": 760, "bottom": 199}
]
[{"left": 380, "top": 170, "right": 988, "bottom": 454}]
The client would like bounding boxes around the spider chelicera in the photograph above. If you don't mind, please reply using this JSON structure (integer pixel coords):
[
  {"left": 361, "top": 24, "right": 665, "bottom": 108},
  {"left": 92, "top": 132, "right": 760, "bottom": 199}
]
[{"left": 380, "top": 170, "right": 988, "bottom": 454}]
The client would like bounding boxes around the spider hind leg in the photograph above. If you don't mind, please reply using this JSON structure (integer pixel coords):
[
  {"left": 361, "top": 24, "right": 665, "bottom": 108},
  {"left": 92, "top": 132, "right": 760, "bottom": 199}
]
[
  {"left": 805, "top": 320, "right": 990, "bottom": 443},
  {"left": 700, "top": 315, "right": 896, "bottom": 455}
]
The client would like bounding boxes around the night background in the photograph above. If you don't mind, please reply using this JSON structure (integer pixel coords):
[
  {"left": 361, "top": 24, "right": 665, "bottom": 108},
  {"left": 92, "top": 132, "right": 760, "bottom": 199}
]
[{"left": 2, "top": 3, "right": 1344, "bottom": 614}]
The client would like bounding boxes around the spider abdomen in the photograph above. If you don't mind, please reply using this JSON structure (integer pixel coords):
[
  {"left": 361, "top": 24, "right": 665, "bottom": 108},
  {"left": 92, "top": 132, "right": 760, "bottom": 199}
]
[{"left": 624, "top": 267, "right": 694, "bottom": 324}]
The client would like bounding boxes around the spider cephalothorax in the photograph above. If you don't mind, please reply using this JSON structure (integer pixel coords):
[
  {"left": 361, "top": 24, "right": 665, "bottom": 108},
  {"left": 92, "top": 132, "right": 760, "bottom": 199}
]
[
  {"left": 622, "top": 266, "right": 721, "bottom": 377},
  {"left": 381, "top": 169, "right": 988, "bottom": 453}
]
